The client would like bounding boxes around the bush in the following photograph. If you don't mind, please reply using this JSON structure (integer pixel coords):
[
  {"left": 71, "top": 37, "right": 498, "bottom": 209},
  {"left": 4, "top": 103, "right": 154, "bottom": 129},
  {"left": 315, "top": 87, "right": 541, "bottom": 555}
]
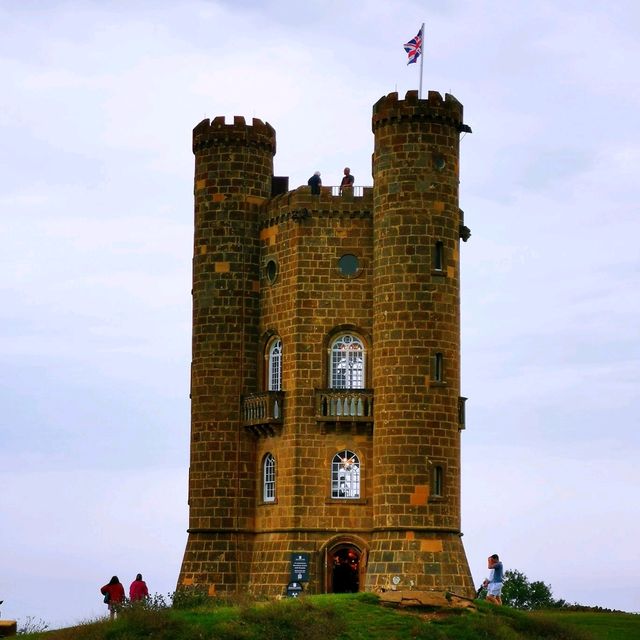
[
  {"left": 170, "top": 585, "right": 211, "bottom": 610},
  {"left": 502, "top": 569, "right": 556, "bottom": 610},
  {"left": 117, "top": 592, "right": 170, "bottom": 614}
]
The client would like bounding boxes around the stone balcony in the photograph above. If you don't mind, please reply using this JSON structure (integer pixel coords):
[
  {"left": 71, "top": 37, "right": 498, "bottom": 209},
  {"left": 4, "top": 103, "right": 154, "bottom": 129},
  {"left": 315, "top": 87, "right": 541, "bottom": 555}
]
[
  {"left": 314, "top": 389, "right": 374, "bottom": 424},
  {"left": 241, "top": 391, "right": 284, "bottom": 436}
]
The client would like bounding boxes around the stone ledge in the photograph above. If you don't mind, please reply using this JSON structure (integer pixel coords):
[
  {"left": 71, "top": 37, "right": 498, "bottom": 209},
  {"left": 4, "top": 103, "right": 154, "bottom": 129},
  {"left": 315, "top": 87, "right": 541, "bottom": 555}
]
[{"left": 379, "top": 590, "right": 476, "bottom": 611}]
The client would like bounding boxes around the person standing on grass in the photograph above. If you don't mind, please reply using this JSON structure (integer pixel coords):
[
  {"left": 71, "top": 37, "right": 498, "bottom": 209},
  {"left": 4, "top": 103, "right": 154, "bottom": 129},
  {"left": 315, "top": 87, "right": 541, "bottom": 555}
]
[
  {"left": 129, "top": 573, "right": 149, "bottom": 602},
  {"left": 100, "top": 576, "right": 125, "bottom": 619},
  {"left": 483, "top": 554, "right": 504, "bottom": 605}
]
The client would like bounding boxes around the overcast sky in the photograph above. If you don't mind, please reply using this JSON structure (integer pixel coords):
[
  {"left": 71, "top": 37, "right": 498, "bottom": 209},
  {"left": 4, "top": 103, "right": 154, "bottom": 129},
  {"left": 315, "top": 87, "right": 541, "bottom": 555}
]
[{"left": 1, "top": 0, "right": 639, "bottom": 629}]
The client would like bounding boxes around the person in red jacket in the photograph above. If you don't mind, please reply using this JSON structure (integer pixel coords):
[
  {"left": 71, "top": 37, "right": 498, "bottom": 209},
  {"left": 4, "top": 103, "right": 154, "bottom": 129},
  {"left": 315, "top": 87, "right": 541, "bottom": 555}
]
[
  {"left": 100, "top": 576, "right": 125, "bottom": 619},
  {"left": 129, "top": 573, "right": 149, "bottom": 602}
]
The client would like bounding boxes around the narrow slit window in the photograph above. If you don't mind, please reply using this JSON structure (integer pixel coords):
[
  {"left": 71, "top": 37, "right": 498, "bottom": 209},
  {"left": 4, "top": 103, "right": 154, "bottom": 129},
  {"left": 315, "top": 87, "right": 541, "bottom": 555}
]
[
  {"left": 458, "top": 396, "right": 467, "bottom": 428},
  {"left": 433, "top": 465, "right": 444, "bottom": 497},
  {"left": 434, "top": 241, "right": 444, "bottom": 271},
  {"left": 434, "top": 352, "right": 444, "bottom": 382}
]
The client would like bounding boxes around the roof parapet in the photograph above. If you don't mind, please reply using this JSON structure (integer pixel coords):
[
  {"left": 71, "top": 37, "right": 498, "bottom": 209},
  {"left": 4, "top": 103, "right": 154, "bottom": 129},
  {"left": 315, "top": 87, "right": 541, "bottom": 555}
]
[
  {"left": 372, "top": 90, "right": 470, "bottom": 134},
  {"left": 192, "top": 115, "right": 276, "bottom": 155}
]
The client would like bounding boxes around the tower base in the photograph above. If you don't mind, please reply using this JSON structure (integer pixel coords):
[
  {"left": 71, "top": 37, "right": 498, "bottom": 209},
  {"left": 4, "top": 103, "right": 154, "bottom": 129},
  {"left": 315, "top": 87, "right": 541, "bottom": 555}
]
[
  {"left": 365, "top": 530, "right": 474, "bottom": 597},
  {"left": 178, "top": 532, "right": 253, "bottom": 594},
  {"left": 178, "top": 529, "right": 474, "bottom": 599}
]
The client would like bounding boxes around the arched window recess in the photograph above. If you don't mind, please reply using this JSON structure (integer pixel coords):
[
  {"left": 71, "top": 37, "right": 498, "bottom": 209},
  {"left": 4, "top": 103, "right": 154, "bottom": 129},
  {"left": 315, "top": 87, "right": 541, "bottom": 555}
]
[
  {"left": 331, "top": 450, "right": 361, "bottom": 499},
  {"left": 263, "top": 453, "right": 276, "bottom": 503},
  {"left": 241, "top": 335, "right": 284, "bottom": 435},
  {"left": 315, "top": 331, "right": 373, "bottom": 425}
]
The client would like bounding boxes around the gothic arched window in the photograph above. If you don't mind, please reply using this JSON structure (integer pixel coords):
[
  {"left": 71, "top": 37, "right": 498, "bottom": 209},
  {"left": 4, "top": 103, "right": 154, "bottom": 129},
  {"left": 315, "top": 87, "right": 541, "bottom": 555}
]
[
  {"left": 267, "top": 338, "right": 282, "bottom": 391},
  {"left": 331, "top": 450, "right": 361, "bottom": 499},
  {"left": 330, "top": 334, "right": 365, "bottom": 389},
  {"left": 263, "top": 453, "right": 276, "bottom": 503}
]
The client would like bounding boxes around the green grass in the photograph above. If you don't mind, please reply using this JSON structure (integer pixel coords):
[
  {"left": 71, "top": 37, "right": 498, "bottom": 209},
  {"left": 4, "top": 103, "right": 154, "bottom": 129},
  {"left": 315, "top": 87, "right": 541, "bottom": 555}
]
[
  {"left": 532, "top": 610, "right": 640, "bottom": 640},
  {"left": 19, "top": 593, "right": 640, "bottom": 640}
]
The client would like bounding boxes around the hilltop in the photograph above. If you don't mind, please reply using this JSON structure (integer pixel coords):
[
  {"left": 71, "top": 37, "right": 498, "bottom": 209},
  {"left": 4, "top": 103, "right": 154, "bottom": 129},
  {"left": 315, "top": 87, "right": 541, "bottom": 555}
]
[{"left": 17, "top": 592, "right": 640, "bottom": 640}]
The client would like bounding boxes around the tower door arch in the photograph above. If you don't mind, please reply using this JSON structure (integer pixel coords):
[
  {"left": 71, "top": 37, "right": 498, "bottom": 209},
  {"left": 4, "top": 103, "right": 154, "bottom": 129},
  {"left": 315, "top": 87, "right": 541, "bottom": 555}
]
[{"left": 325, "top": 543, "right": 362, "bottom": 593}]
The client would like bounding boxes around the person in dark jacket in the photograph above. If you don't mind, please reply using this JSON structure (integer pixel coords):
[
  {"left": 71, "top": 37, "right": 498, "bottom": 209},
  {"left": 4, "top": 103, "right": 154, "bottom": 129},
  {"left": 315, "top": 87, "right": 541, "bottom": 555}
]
[
  {"left": 340, "top": 167, "right": 354, "bottom": 192},
  {"left": 129, "top": 573, "right": 149, "bottom": 602},
  {"left": 101, "top": 576, "right": 125, "bottom": 619},
  {"left": 308, "top": 171, "right": 322, "bottom": 195}
]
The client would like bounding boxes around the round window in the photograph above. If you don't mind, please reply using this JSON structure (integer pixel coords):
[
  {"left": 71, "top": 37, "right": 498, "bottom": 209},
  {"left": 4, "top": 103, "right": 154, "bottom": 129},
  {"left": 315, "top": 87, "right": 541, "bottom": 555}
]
[
  {"left": 338, "top": 254, "right": 360, "bottom": 277},
  {"left": 265, "top": 259, "right": 278, "bottom": 284},
  {"left": 433, "top": 153, "right": 446, "bottom": 171}
]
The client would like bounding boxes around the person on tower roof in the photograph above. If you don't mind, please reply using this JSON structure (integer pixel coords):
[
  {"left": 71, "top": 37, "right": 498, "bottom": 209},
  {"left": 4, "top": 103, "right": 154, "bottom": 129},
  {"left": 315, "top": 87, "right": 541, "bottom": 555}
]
[
  {"left": 340, "top": 167, "right": 354, "bottom": 193},
  {"left": 308, "top": 171, "right": 322, "bottom": 195}
]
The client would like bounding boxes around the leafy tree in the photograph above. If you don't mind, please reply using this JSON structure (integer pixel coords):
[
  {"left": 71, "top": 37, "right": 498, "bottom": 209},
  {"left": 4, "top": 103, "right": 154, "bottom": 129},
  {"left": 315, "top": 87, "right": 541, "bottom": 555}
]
[{"left": 501, "top": 569, "right": 556, "bottom": 609}]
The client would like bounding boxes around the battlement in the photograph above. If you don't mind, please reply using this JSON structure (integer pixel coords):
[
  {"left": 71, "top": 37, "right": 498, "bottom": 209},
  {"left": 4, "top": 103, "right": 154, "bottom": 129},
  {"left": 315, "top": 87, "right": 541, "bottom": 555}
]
[
  {"left": 372, "top": 90, "right": 469, "bottom": 133},
  {"left": 193, "top": 115, "right": 276, "bottom": 155},
  {"left": 263, "top": 185, "right": 373, "bottom": 226}
]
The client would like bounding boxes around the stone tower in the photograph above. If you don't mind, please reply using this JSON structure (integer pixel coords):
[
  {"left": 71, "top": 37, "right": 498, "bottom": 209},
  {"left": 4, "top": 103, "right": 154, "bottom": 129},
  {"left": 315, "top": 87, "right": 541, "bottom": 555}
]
[
  {"left": 367, "top": 91, "right": 471, "bottom": 591},
  {"left": 179, "top": 91, "right": 474, "bottom": 597},
  {"left": 181, "top": 116, "right": 275, "bottom": 591}
]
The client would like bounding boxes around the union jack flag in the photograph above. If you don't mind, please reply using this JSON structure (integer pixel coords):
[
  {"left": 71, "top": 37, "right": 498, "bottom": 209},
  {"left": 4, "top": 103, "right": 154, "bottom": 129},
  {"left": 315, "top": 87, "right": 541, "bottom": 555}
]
[{"left": 403, "top": 26, "right": 423, "bottom": 65}]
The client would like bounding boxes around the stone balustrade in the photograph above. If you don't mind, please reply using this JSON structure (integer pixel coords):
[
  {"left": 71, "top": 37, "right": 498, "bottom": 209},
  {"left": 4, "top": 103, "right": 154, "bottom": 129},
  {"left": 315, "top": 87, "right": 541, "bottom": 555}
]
[
  {"left": 241, "top": 391, "right": 284, "bottom": 435},
  {"left": 315, "top": 389, "right": 374, "bottom": 422}
]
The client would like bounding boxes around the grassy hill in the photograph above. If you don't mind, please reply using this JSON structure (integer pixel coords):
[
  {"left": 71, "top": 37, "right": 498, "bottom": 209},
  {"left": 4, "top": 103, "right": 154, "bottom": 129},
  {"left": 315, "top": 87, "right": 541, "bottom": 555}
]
[{"left": 20, "top": 593, "right": 640, "bottom": 640}]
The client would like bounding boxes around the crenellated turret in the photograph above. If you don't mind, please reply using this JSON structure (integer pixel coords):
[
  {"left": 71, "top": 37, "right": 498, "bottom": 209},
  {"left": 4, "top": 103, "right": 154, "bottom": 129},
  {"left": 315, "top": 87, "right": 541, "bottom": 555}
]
[
  {"left": 180, "top": 114, "right": 275, "bottom": 593},
  {"left": 367, "top": 90, "right": 473, "bottom": 595},
  {"left": 372, "top": 89, "right": 467, "bottom": 130},
  {"left": 193, "top": 116, "right": 276, "bottom": 154}
]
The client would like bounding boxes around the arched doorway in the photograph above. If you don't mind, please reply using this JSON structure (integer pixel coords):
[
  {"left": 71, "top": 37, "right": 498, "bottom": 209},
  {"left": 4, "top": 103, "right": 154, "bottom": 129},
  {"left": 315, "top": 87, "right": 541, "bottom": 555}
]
[{"left": 329, "top": 545, "right": 360, "bottom": 593}]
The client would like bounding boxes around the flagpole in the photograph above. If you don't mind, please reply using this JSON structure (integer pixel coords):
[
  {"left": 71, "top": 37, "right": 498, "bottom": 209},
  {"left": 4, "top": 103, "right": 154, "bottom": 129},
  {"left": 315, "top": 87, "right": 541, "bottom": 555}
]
[{"left": 419, "top": 22, "right": 425, "bottom": 98}]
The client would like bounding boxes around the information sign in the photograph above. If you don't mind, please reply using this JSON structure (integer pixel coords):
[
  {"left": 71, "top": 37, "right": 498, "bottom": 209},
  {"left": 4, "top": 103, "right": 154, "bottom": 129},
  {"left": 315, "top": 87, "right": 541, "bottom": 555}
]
[{"left": 290, "top": 552, "right": 310, "bottom": 582}]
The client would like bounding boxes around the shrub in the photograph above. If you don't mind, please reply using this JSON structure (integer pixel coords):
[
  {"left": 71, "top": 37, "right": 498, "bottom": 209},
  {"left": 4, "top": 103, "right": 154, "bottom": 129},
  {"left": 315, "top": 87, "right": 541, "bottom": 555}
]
[
  {"left": 502, "top": 569, "right": 555, "bottom": 610},
  {"left": 17, "top": 616, "right": 49, "bottom": 635},
  {"left": 170, "top": 585, "right": 211, "bottom": 610}
]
